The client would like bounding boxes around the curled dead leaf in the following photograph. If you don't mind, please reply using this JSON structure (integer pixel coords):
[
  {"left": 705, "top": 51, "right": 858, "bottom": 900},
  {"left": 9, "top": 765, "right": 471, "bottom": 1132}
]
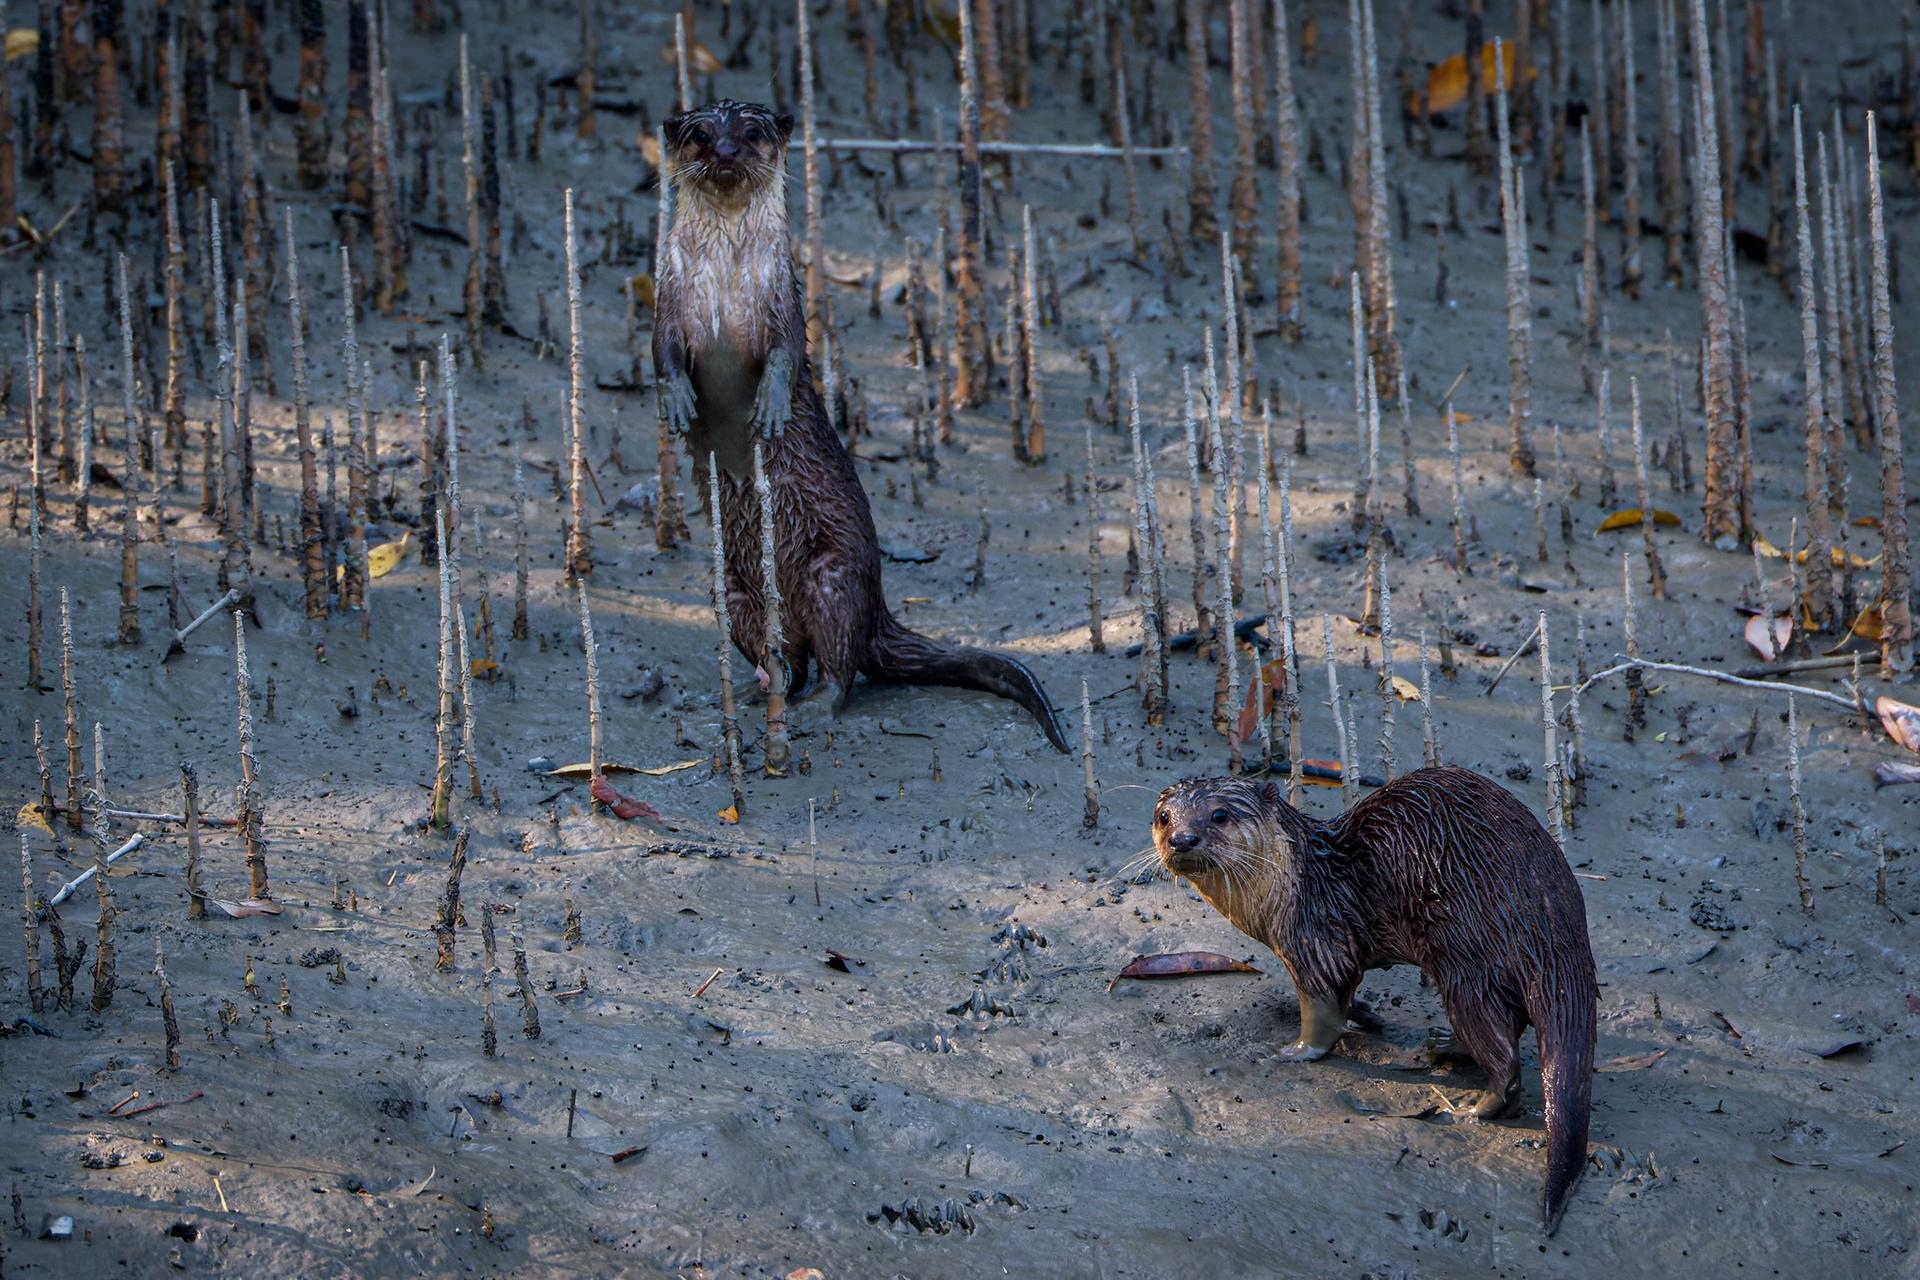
[
  {"left": 1598, "top": 1048, "right": 1670, "bottom": 1072},
  {"left": 717, "top": 803, "right": 740, "bottom": 825},
  {"left": 469, "top": 658, "right": 500, "bottom": 678},
  {"left": 1107, "top": 951, "right": 1261, "bottom": 992},
  {"left": 1233, "top": 660, "right": 1288, "bottom": 745},
  {"left": 1597, "top": 508, "right": 1683, "bottom": 533},
  {"left": 6, "top": 29, "right": 37, "bottom": 61},
  {"left": 1390, "top": 674, "right": 1422, "bottom": 702},
  {"left": 1877, "top": 696, "right": 1920, "bottom": 754},
  {"left": 368, "top": 531, "right": 411, "bottom": 578},
  {"left": 1743, "top": 613, "right": 1792, "bottom": 662},
  {"left": 589, "top": 775, "right": 664, "bottom": 823},
  {"left": 628, "top": 273, "right": 656, "bottom": 310},
  {"left": 1827, "top": 603, "right": 1888, "bottom": 654},
  {"left": 16, "top": 802, "right": 53, "bottom": 835}
]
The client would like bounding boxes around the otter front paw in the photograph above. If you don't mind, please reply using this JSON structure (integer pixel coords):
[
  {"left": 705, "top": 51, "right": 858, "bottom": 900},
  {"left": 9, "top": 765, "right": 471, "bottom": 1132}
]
[
  {"left": 660, "top": 372, "right": 697, "bottom": 436},
  {"left": 750, "top": 349, "right": 793, "bottom": 440},
  {"left": 1275, "top": 1040, "right": 1330, "bottom": 1062}
]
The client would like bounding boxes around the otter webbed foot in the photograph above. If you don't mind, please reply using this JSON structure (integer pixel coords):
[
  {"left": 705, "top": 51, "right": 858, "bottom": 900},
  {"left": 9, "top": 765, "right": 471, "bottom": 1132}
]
[
  {"left": 1275, "top": 989, "right": 1347, "bottom": 1062},
  {"left": 750, "top": 349, "right": 793, "bottom": 440},
  {"left": 660, "top": 371, "right": 697, "bottom": 436}
]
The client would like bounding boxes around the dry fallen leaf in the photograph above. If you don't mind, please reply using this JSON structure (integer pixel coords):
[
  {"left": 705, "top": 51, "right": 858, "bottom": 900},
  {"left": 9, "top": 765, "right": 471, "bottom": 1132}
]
[
  {"left": 1234, "top": 660, "right": 1288, "bottom": 745},
  {"left": 1876, "top": 696, "right": 1920, "bottom": 754},
  {"left": 6, "top": 28, "right": 37, "bottom": 61},
  {"left": 1598, "top": 1048, "right": 1671, "bottom": 1072},
  {"left": 637, "top": 134, "right": 662, "bottom": 168},
  {"left": 1107, "top": 951, "right": 1262, "bottom": 991},
  {"left": 202, "top": 896, "right": 283, "bottom": 918},
  {"left": 717, "top": 803, "right": 740, "bottom": 825},
  {"left": 636, "top": 758, "right": 703, "bottom": 777},
  {"left": 545, "top": 762, "right": 653, "bottom": 778},
  {"left": 1390, "top": 674, "right": 1422, "bottom": 702},
  {"left": 368, "top": 531, "right": 411, "bottom": 579},
  {"left": 589, "top": 775, "right": 664, "bottom": 823},
  {"left": 657, "top": 38, "right": 723, "bottom": 73},
  {"left": 1743, "top": 613, "right": 1792, "bottom": 661},
  {"left": 1827, "top": 603, "right": 1887, "bottom": 654},
  {"left": 1597, "top": 507, "right": 1683, "bottom": 533},
  {"left": 1415, "top": 39, "right": 1518, "bottom": 115},
  {"left": 16, "top": 801, "right": 53, "bottom": 835},
  {"left": 628, "top": 272, "right": 656, "bottom": 310},
  {"left": 469, "top": 658, "right": 500, "bottom": 679}
]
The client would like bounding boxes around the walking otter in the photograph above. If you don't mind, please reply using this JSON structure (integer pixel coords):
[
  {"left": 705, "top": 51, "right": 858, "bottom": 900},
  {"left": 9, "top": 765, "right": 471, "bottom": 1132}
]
[
  {"left": 652, "top": 99, "right": 1067, "bottom": 752},
  {"left": 1151, "top": 767, "right": 1597, "bottom": 1233}
]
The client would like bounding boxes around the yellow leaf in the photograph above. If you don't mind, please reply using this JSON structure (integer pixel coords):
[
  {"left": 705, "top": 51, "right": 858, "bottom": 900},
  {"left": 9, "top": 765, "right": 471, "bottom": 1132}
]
[
  {"left": 16, "top": 802, "right": 52, "bottom": 835},
  {"left": 6, "top": 29, "right": 37, "bottom": 61},
  {"left": 629, "top": 273, "right": 656, "bottom": 310},
  {"left": 1389, "top": 674, "right": 1421, "bottom": 702},
  {"left": 637, "top": 758, "right": 703, "bottom": 777},
  {"left": 1447, "top": 410, "right": 1477, "bottom": 423},
  {"left": 1654, "top": 731, "right": 1667, "bottom": 742},
  {"left": 638, "top": 133, "right": 662, "bottom": 168},
  {"left": 470, "top": 658, "right": 500, "bottom": 678},
  {"left": 368, "top": 530, "right": 411, "bottom": 578},
  {"left": 1753, "top": 535, "right": 1785, "bottom": 559},
  {"left": 1597, "top": 508, "right": 1683, "bottom": 532},
  {"left": 1417, "top": 40, "right": 1519, "bottom": 115},
  {"left": 717, "top": 803, "right": 740, "bottom": 824}
]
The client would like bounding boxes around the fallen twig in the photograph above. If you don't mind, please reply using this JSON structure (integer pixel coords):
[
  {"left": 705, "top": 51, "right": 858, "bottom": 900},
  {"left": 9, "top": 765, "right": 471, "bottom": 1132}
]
[
  {"left": 1483, "top": 619, "right": 1543, "bottom": 696},
  {"left": 48, "top": 834, "right": 146, "bottom": 908},
  {"left": 1576, "top": 655, "right": 1859, "bottom": 712},
  {"left": 797, "top": 136, "right": 1189, "bottom": 158},
  {"left": 164, "top": 588, "right": 242, "bottom": 659},
  {"left": 120, "top": 1089, "right": 204, "bottom": 1118}
]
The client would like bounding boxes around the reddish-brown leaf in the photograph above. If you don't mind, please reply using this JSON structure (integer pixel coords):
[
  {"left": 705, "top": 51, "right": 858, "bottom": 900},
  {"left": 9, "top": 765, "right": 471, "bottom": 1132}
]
[
  {"left": 1877, "top": 696, "right": 1920, "bottom": 754},
  {"left": 1234, "top": 660, "right": 1289, "bottom": 745},
  {"left": 1108, "top": 951, "right": 1262, "bottom": 991},
  {"left": 590, "top": 775, "right": 664, "bottom": 823}
]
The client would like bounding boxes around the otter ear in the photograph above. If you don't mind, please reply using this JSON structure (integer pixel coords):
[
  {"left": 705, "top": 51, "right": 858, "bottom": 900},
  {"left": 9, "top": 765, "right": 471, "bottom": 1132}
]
[
  {"left": 663, "top": 111, "right": 693, "bottom": 149},
  {"left": 773, "top": 111, "right": 795, "bottom": 144}
]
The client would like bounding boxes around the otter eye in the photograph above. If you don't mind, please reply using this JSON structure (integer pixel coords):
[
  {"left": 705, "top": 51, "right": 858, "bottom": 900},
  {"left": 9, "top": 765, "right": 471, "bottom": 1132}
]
[
  {"left": 740, "top": 123, "right": 763, "bottom": 142},
  {"left": 1154, "top": 809, "right": 1169, "bottom": 827},
  {"left": 1209, "top": 808, "right": 1231, "bottom": 825}
]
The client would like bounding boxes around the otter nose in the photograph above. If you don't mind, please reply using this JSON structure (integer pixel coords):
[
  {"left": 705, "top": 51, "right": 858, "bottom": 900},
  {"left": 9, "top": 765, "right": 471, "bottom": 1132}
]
[
  {"left": 714, "top": 138, "right": 740, "bottom": 161},
  {"left": 1169, "top": 830, "right": 1201, "bottom": 853}
]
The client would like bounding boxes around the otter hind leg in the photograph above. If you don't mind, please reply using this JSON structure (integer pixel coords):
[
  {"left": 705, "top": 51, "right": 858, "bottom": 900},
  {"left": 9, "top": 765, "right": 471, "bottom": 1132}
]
[
  {"left": 1277, "top": 987, "right": 1349, "bottom": 1062},
  {"left": 1345, "top": 997, "right": 1387, "bottom": 1033},
  {"left": 1435, "top": 981, "right": 1525, "bottom": 1120}
]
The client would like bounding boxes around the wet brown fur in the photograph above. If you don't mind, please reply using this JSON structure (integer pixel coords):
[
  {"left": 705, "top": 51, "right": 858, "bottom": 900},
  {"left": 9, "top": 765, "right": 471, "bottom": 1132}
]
[
  {"left": 653, "top": 101, "right": 1066, "bottom": 751},
  {"left": 1152, "top": 767, "right": 1597, "bottom": 1233}
]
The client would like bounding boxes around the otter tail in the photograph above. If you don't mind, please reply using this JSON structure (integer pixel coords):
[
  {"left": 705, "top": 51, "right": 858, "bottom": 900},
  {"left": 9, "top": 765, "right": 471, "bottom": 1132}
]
[
  {"left": 1527, "top": 971, "right": 1597, "bottom": 1235},
  {"left": 866, "top": 616, "right": 1068, "bottom": 752}
]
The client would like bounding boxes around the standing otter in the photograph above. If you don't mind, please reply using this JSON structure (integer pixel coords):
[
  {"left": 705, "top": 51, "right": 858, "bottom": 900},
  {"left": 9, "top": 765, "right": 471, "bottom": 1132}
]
[
  {"left": 1151, "top": 767, "right": 1597, "bottom": 1233},
  {"left": 652, "top": 99, "right": 1067, "bottom": 752}
]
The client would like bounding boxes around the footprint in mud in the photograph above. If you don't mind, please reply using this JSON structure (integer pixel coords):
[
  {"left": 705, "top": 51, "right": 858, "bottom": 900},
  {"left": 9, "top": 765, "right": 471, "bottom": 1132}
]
[
  {"left": 869, "top": 1189, "right": 1026, "bottom": 1236},
  {"left": 873, "top": 1022, "right": 960, "bottom": 1053},
  {"left": 948, "top": 990, "right": 1018, "bottom": 1019},
  {"left": 1415, "top": 1206, "right": 1471, "bottom": 1243},
  {"left": 869, "top": 1196, "right": 976, "bottom": 1235}
]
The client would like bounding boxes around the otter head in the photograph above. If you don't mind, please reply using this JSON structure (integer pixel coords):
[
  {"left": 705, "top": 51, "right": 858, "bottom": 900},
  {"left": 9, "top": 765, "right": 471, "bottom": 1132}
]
[
  {"left": 664, "top": 100, "right": 793, "bottom": 207},
  {"left": 1151, "top": 777, "right": 1279, "bottom": 881}
]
